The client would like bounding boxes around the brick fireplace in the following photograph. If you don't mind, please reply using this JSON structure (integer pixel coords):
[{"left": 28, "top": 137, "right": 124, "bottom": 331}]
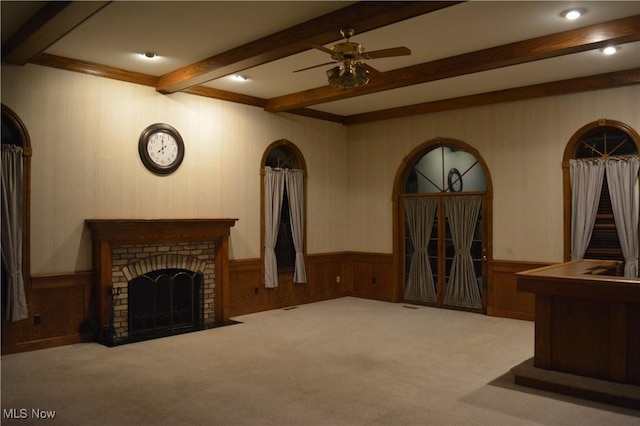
[{"left": 86, "top": 219, "right": 237, "bottom": 345}]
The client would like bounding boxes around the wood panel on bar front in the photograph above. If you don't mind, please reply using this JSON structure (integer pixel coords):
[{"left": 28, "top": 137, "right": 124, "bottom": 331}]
[{"left": 517, "top": 260, "right": 640, "bottom": 385}]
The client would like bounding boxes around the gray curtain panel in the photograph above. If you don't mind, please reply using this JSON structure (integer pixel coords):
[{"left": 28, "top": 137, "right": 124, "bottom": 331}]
[
  {"left": 443, "top": 195, "right": 482, "bottom": 309},
  {"left": 605, "top": 156, "right": 640, "bottom": 277},
  {"left": 264, "top": 167, "right": 284, "bottom": 288},
  {"left": 1, "top": 145, "right": 28, "bottom": 321},
  {"left": 284, "top": 169, "right": 307, "bottom": 283},
  {"left": 569, "top": 158, "right": 605, "bottom": 261},
  {"left": 403, "top": 197, "right": 438, "bottom": 303}
]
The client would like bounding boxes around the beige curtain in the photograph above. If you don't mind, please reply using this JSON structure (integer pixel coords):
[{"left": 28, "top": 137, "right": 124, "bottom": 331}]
[
  {"left": 443, "top": 195, "right": 482, "bottom": 309},
  {"left": 1, "top": 145, "right": 28, "bottom": 321},
  {"left": 264, "top": 167, "right": 306, "bottom": 287},
  {"left": 569, "top": 158, "right": 605, "bottom": 261},
  {"left": 605, "top": 156, "right": 640, "bottom": 277},
  {"left": 264, "top": 167, "right": 284, "bottom": 288},
  {"left": 284, "top": 169, "right": 306, "bottom": 283},
  {"left": 403, "top": 197, "right": 438, "bottom": 303}
]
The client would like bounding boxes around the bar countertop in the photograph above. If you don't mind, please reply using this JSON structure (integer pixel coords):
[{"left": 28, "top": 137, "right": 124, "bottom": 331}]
[{"left": 516, "top": 260, "right": 640, "bottom": 302}]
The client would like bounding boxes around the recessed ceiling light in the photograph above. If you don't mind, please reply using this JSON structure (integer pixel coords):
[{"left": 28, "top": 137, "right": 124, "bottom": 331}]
[
  {"left": 601, "top": 46, "right": 619, "bottom": 55},
  {"left": 232, "top": 75, "right": 249, "bottom": 82},
  {"left": 141, "top": 52, "right": 157, "bottom": 59},
  {"left": 561, "top": 8, "right": 586, "bottom": 20}
]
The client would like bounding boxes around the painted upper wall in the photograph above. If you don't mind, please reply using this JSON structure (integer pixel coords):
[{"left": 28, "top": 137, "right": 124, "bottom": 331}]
[
  {"left": 347, "top": 85, "right": 640, "bottom": 262},
  {"left": 2, "top": 64, "right": 349, "bottom": 274},
  {"left": 3, "top": 63, "right": 639, "bottom": 273}
]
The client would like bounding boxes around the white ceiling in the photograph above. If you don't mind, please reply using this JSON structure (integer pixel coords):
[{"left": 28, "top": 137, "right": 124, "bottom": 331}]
[{"left": 2, "top": 1, "right": 639, "bottom": 119}]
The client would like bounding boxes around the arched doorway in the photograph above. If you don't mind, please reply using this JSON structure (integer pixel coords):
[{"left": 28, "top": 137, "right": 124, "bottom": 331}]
[{"left": 393, "top": 138, "right": 493, "bottom": 312}]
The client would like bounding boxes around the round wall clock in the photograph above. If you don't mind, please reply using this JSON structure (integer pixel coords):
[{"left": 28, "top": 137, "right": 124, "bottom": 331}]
[
  {"left": 448, "top": 168, "right": 463, "bottom": 192},
  {"left": 138, "top": 123, "right": 184, "bottom": 175}
]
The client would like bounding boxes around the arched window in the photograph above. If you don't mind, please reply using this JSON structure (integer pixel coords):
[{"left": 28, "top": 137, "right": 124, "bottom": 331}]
[
  {"left": 1, "top": 104, "right": 32, "bottom": 322},
  {"left": 404, "top": 144, "right": 488, "bottom": 194},
  {"left": 261, "top": 140, "right": 307, "bottom": 288},
  {"left": 563, "top": 119, "right": 640, "bottom": 277},
  {"left": 393, "top": 138, "right": 492, "bottom": 312}
]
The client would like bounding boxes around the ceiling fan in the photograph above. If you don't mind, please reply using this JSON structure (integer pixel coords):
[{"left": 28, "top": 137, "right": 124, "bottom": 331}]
[{"left": 294, "top": 29, "right": 411, "bottom": 89}]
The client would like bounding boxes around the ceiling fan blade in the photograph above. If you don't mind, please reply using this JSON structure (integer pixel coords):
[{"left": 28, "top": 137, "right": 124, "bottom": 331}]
[
  {"left": 293, "top": 61, "right": 337, "bottom": 73},
  {"left": 361, "top": 63, "right": 383, "bottom": 77},
  {"left": 364, "top": 46, "right": 411, "bottom": 59},
  {"left": 306, "top": 43, "right": 335, "bottom": 55}
]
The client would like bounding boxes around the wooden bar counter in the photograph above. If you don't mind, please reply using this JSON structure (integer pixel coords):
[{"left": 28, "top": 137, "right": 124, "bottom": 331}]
[{"left": 514, "top": 260, "right": 640, "bottom": 408}]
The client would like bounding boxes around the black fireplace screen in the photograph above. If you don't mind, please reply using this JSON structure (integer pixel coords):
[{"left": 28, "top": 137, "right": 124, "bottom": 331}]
[{"left": 128, "top": 269, "right": 203, "bottom": 338}]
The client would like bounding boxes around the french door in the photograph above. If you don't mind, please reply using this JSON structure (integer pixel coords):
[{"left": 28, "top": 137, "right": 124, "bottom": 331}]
[
  {"left": 403, "top": 194, "right": 486, "bottom": 311},
  {"left": 395, "top": 139, "right": 491, "bottom": 312}
]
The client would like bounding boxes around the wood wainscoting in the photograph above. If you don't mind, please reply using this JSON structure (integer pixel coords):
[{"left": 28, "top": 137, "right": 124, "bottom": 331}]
[
  {"left": 346, "top": 252, "right": 395, "bottom": 301},
  {"left": 488, "top": 260, "right": 551, "bottom": 321},
  {"left": 229, "top": 252, "right": 395, "bottom": 317},
  {"left": 1, "top": 272, "right": 93, "bottom": 354},
  {"left": 2, "top": 254, "right": 543, "bottom": 353},
  {"left": 229, "top": 252, "right": 348, "bottom": 317},
  {"left": 230, "top": 255, "right": 541, "bottom": 318}
]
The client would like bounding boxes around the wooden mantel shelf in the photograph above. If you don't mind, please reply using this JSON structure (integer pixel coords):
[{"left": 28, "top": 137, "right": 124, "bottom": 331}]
[
  {"left": 86, "top": 218, "right": 238, "bottom": 244},
  {"left": 85, "top": 218, "right": 238, "bottom": 344}
]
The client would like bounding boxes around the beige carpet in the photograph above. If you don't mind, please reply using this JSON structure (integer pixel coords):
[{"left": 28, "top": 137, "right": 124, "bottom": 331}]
[{"left": 1, "top": 297, "right": 638, "bottom": 425}]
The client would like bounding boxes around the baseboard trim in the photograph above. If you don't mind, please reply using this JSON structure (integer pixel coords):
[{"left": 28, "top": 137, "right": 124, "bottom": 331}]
[
  {"left": 346, "top": 291, "right": 394, "bottom": 303},
  {"left": 1, "top": 334, "right": 84, "bottom": 355}
]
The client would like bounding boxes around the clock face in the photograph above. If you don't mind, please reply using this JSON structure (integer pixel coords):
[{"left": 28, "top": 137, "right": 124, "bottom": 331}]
[
  {"left": 448, "top": 168, "right": 463, "bottom": 192},
  {"left": 138, "top": 123, "right": 184, "bottom": 175},
  {"left": 147, "top": 131, "right": 179, "bottom": 167}
]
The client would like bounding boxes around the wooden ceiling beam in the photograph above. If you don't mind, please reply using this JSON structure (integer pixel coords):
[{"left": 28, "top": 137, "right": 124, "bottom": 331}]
[
  {"left": 155, "top": 1, "right": 462, "bottom": 94},
  {"left": 2, "top": 1, "right": 110, "bottom": 65},
  {"left": 343, "top": 68, "right": 640, "bottom": 125},
  {"left": 181, "top": 86, "right": 266, "bottom": 108},
  {"left": 264, "top": 15, "right": 640, "bottom": 112},
  {"left": 26, "top": 53, "right": 345, "bottom": 124},
  {"left": 31, "top": 53, "right": 158, "bottom": 87},
  {"left": 23, "top": 56, "right": 640, "bottom": 126}
]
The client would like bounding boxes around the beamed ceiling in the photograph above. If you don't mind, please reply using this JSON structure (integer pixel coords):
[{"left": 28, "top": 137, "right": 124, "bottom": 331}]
[{"left": 2, "top": 1, "right": 639, "bottom": 125}]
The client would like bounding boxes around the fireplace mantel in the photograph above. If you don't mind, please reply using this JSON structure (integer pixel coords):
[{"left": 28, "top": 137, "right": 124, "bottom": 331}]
[
  {"left": 86, "top": 219, "right": 237, "bottom": 344},
  {"left": 86, "top": 219, "right": 237, "bottom": 243}
]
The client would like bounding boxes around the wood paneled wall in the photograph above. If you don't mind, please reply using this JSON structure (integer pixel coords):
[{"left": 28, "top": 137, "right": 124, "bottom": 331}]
[
  {"left": 2, "top": 255, "right": 540, "bottom": 353},
  {"left": 1, "top": 272, "right": 93, "bottom": 354},
  {"left": 228, "top": 254, "right": 537, "bottom": 318},
  {"left": 228, "top": 252, "right": 397, "bottom": 317},
  {"left": 228, "top": 253, "right": 348, "bottom": 317},
  {"left": 488, "top": 260, "right": 550, "bottom": 321},
  {"left": 346, "top": 252, "right": 395, "bottom": 301}
]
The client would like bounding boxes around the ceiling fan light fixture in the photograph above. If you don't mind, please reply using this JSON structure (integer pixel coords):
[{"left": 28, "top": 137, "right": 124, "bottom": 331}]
[
  {"left": 327, "top": 62, "right": 369, "bottom": 89},
  {"left": 298, "top": 28, "right": 409, "bottom": 87}
]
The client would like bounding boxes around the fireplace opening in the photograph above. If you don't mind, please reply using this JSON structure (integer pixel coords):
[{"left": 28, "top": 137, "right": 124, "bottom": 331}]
[{"left": 128, "top": 268, "right": 203, "bottom": 341}]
